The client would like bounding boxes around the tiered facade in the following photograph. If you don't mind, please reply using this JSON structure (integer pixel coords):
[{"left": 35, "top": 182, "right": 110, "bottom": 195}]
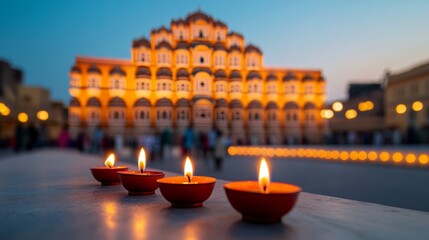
[{"left": 69, "top": 10, "right": 326, "bottom": 144}]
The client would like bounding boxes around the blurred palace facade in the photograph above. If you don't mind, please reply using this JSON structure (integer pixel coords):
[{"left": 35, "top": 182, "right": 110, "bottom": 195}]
[{"left": 69, "top": 10, "right": 326, "bottom": 144}]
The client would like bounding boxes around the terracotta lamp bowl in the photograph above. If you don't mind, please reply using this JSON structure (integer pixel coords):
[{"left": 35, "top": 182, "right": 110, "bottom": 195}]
[
  {"left": 224, "top": 181, "right": 301, "bottom": 223},
  {"left": 157, "top": 176, "right": 216, "bottom": 208},
  {"left": 90, "top": 166, "right": 128, "bottom": 186},
  {"left": 118, "top": 171, "right": 165, "bottom": 195}
]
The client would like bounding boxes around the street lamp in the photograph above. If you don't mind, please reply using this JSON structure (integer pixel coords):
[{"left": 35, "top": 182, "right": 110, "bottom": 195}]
[
  {"left": 320, "top": 109, "right": 334, "bottom": 119},
  {"left": 332, "top": 102, "right": 343, "bottom": 112},
  {"left": 37, "top": 110, "right": 49, "bottom": 121},
  {"left": 412, "top": 101, "right": 423, "bottom": 112},
  {"left": 0, "top": 102, "right": 10, "bottom": 116},
  {"left": 18, "top": 112, "right": 28, "bottom": 123},
  {"left": 345, "top": 109, "right": 357, "bottom": 119},
  {"left": 395, "top": 104, "right": 407, "bottom": 114}
]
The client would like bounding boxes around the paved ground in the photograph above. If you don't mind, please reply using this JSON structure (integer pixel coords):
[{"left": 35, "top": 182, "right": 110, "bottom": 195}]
[
  {"left": 1, "top": 149, "right": 429, "bottom": 240},
  {"left": 122, "top": 148, "right": 429, "bottom": 212}
]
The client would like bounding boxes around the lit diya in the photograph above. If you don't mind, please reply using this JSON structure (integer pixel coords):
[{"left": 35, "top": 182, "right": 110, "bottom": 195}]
[
  {"left": 118, "top": 148, "right": 165, "bottom": 195},
  {"left": 90, "top": 153, "right": 128, "bottom": 186},
  {"left": 157, "top": 156, "right": 216, "bottom": 207},
  {"left": 224, "top": 158, "right": 301, "bottom": 223}
]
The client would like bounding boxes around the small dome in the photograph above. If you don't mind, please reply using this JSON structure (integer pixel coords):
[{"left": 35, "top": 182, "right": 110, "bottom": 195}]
[
  {"left": 229, "top": 45, "right": 242, "bottom": 53},
  {"left": 69, "top": 97, "right": 81, "bottom": 107},
  {"left": 176, "top": 98, "right": 190, "bottom": 107},
  {"left": 213, "top": 20, "right": 226, "bottom": 27},
  {"left": 171, "top": 18, "right": 187, "bottom": 26},
  {"left": 155, "top": 98, "right": 173, "bottom": 107},
  {"left": 266, "top": 101, "right": 278, "bottom": 110},
  {"left": 134, "top": 98, "right": 151, "bottom": 107},
  {"left": 214, "top": 42, "right": 227, "bottom": 51},
  {"left": 303, "top": 102, "right": 316, "bottom": 110},
  {"left": 227, "top": 31, "right": 244, "bottom": 39},
  {"left": 245, "top": 44, "right": 262, "bottom": 55},
  {"left": 136, "top": 66, "right": 151, "bottom": 78},
  {"left": 230, "top": 100, "right": 243, "bottom": 108},
  {"left": 246, "top": 71, "right": 262, "bottom": 80},
  {"left": 87, "top": 97, "right": 101, "bottom": 107},
  {"left": 215, "top": 99, "right": 228, "bottom": 108},
  {"left": 284, "top": 101, "right": 299, "bottom": 110},
  {"left": 302, "top": 74, "right": 314, "bottom": 82},
  {"left": 192, "top": 68, "right": 212, "bottom": 75},
  {"left": 151, "top": 26, "right": 171, "bottom": 34},
  {"left": 229, "top": 70, "right": 241, "bottom": 80},
  {"left": 215, "top": 70, "right": 227, "bottom": 80},
  {"left": 283, "top": 72, "right": 298, "bottom": 81},
  {"left": 156, "top": 67, "right": 172, "bottom": 78},
  {"left": 266, "top": 73, "right": 278, "bottom": 81},
  {"left": 247, "top": 100, "right": 262, "bottom": 109},
  {"left": 108, "top": 97, "right": 126, "bottom": 107},
  {"left": 87, "top": 64, "right": 101, "bottom": 74},
  {"left": 185, "top": 10, "right": 213, "bottom": 23},
  {"left": 132, "top": 37, "right": 151, "bottom": 48},
  {"left": 155, "top": 40, "right": 172, "bottom": 50},
  {"left": 176, "top": 68, "right": 189, "bottom": 80},
  {"left": 109, "top": 65, "right": 126, "bottom": 76},
  {"left": 190, "top": 41, "right": 212, "bottom": 48},
  {"left": 70, "top": 65, "right": 81, "bottom": 74},
  {"left": 175, "top": 41, "right": 189, "bottom": 50}
]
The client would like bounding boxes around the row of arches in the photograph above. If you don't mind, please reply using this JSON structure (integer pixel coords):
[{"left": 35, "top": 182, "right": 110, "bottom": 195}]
[
  {"left": 70, "top": 97, "right": 318, "bottom": 110},
  {"left": 71, "top": 65, "right": 325, "bottom": 82}
]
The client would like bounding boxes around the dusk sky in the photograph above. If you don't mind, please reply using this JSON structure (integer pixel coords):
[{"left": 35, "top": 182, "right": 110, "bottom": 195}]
[{"left": 1, "top": 0, "right": 428, "bottom": 104}]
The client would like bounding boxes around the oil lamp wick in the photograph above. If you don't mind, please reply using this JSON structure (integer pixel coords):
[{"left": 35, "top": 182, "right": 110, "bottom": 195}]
[
  {"left": 140, "top": 169, "right": 143, "bottom": 174},
  {"left": 186, "top": 174, "right": 191, "bottom": 183},
  {"left": 263, "top": 185, "right": 267, "bottom": 193}
]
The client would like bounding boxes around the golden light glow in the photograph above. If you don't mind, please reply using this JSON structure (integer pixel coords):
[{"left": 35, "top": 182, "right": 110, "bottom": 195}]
[
  {"left": 350, "top": 151, "right": 358, "bottom": 161},
  {"left": 368, "top": 151, "right": 377, "bottom": 161},
  {"left": 412, "top": 101, "right": 423, "bottom": 112},
  {"left": 392, "top": 152, "right": 403, "bottom": 163},
  {"left": 184, "top": 156, "right": 193, "bottom": 182},
  {"left": 17, "top": 112, "right": 28, "bottom": 123},
  {"left": 345, "top": 109, "right": 357, "bottom": 119},
  {"left": 332, "top": 101, "right": 343, "bottom": 112},
  {"left": 380, "top": 152, "right": 390, "bottom": 162},
  {"left": 358, "top": 151, "right": 367, "bottom": 161},
  {"left": 105, "top": 153, "right": 115, "bottom": 168},
  {"left": 358, "top": 101, "right": 374, "bottom": 112},
  {"left": 405, "top": 154, "right": 416, "bottom": 164},
  {"left": 419, "top": 155, "right": 429, "bottom": 165},
  {"left": 228, "top": 147, "right": 237, "bottom": 156},
  {"left": 340, "top": 151, "right": 349, "bottom": 161},
  {"left": 396, "top": 104, "right": 407, "bottom": 114},
  {"left": 0, "top": 103, "right": 10, "bottom": 116},
  {"left": 138, "top": 148, "right": 146, "bottom": 173},
  {"left": 102, "top": 201, "right": 117, "bottom": 230},
  {"left": 258, "top": 158, "right": 270, "bottom": 193},
  {"left": 332, "top": 150, "right": 340, "bottom": 159},
  {"left": 36, "top": 110, "right": 49, "bottom": 121},
  {"left": 320, "top": 109, "right": 334, "bottom": 119}
]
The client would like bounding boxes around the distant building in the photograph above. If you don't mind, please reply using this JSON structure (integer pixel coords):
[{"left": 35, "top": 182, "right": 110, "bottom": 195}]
[
  {"left": 69, "top": 10, "right": 327, "bottom": 145},
  {"left": 385, "top": 61, "right": 429, "bottom": 143},
  {"left": 328, "top": 82, "right": 384, "bottom": 144},
  {"left": 0, "top": 60, "right": 66, "bottom": 146}
]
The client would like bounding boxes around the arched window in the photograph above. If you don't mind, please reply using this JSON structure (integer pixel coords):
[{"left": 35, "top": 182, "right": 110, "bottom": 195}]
[
  {"left": 140, "top": 111, "right": 145, "bottom": 119},
  {"left": 114, "top": 79, "right": 120, "bottom": 89},
  {"left": 162, "top": 111, "right": 167, "bottom": 119},
  {"left": 181, "top": 110, "right": 185, "bottom": 120},
  {"left": 114, "top": 111, "right": 119, "bottom": 119},
  {"left": 200, "top": 57, "right": 204, "bottom": 64},
  {"left": 199, "top": 30, "right": 203, "bottom": 38},
  {"left": 255, "top": 113, "right": 260, "bottom": 120},
  {"left": 293, "top": 113, "right": 298, "bottom": 121},
  {"left": 220, "top": 111, "right": 225, "bottom": 120}
]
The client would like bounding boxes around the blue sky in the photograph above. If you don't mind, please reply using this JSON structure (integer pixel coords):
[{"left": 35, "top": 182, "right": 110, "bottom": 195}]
[{"left": 1, "top": 0, "right": 428, "bottom": 103}]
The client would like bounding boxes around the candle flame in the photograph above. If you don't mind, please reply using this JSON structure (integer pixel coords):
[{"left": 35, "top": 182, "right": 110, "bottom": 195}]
[
  {"left": 138, "top": 148, "right": 146, "bottom": 173},
  {"left": 184, "top": 156, "right": 193, "bottom": 183},
  {"left": 258, "top": 158, "right": 270, "bottom": 193},
  {"left": 105, "top": 153, "right": 115, "bottom": 168}
]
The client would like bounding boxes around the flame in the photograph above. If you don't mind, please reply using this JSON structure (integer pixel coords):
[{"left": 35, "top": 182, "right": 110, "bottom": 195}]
[
  {"left": 258, "top": 158, "right": 270, "bottom": 193},
  {"left": 105, "top": 153, "right": 115, "bottom": 168},
  {"left": 184, "top": 156, "right": 193, "bottom": 183},
  {"left": 138, "top": 148, "right": 146, "bottom": 173}
]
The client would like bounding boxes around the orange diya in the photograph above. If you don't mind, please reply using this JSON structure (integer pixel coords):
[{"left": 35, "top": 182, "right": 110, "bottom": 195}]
[
  {"left": 90, "top": 153, "right": 128, "bottom": 186},
  {"left": 118, "top": 148, "right": 165, "bottom": 195},
  {"left": 157, "top": 156, "right": 216, "bottom": 208},
  {"left": 224, "top": 158, "right": 301, "bottom": 223}
]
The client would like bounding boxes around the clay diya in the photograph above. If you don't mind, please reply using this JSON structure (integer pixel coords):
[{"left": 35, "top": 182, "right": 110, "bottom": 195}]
[
  {"left": 224, "top": 158, "right": 301, "bottom": 223},
  {"left": 90, "top": 153, "right": 128, "bottom": 186},
  {"left": 118, "top": 148, "right": 165, "bottom": 195},
  {"left": 157, "top": 156, "right": 216, "bottom": 207}
]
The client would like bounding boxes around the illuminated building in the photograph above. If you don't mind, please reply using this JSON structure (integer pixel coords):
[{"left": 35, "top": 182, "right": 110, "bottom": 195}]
[{"left": 69, "top": 10, "right": 326, "bottom": 144}]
